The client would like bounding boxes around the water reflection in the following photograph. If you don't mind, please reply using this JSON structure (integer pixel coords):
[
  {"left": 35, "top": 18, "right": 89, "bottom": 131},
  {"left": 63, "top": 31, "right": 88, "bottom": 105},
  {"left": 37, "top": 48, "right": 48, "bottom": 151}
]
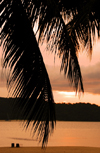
[
  {"left": 8, "top": 137, "right": 37, "bottom": 141},
  {"left": 0, "top": 121, "right": 100, "bottom": 147}
]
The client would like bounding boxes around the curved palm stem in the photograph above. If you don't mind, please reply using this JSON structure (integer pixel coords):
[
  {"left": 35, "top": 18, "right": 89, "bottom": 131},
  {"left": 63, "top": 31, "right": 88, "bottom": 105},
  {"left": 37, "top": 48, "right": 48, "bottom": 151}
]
[
  {"left": 1, "top": 0, "right": 100, "bottom": 147},
  {"left": 22, "top": 0, "right": 84, "bottom": 93},
  {"left": 1, "top": 0, "right": 55, "bottom": 147}
]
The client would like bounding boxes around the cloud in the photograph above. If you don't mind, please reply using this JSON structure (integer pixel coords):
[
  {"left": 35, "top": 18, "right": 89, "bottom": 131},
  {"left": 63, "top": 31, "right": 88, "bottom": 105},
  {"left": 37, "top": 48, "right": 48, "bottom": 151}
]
[
  {"left": 46, "top": 62, "right": 100, "bottom": 95},
  {"left": 46, "top": 65, "right": 77, "bottom": 92},
  {"left": 0, "top": 56, "right": 100, "bottom": 96},
  {"left": 81, "top": 63, "right": 100, "bottom": 94}
]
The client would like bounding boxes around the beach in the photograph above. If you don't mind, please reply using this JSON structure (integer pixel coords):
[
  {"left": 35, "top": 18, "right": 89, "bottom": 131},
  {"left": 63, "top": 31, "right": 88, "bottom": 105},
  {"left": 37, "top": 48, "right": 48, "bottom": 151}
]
[{"left": 0, "top": 147, "right": 100, "bottom": 153}]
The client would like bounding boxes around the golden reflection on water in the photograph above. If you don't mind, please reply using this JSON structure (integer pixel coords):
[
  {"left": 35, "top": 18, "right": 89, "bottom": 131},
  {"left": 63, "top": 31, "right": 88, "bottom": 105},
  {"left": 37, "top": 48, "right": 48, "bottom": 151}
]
[{"left": 0, "top": 121, "right": 100, "bottom": 147}]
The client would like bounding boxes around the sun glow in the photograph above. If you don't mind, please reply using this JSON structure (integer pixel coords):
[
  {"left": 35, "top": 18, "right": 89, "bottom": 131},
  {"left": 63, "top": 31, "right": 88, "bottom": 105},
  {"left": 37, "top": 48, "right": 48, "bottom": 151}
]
[{"left": 57, "top": 91, "right": 76, "bottom": 98}]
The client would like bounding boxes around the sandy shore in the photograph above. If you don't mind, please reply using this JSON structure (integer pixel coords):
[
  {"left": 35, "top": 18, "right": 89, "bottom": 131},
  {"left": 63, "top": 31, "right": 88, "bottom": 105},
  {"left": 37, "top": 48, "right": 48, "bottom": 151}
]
[{"left": 0, "top": 146, "right": 100, "bottom": 153}]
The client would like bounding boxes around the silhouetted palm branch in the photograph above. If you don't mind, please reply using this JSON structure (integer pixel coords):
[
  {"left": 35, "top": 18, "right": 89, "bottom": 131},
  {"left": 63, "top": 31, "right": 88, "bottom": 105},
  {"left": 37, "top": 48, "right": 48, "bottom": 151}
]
[
  {"left": 1, "top": 0, "right": 100, "bottom": 147},
  {"left": 25, "top": 0, "right": 100, "bottom": 92},
  {"left": 62, "top": 0, "right": 100, "bottom": 53},
  {"left": 22, "top": 0, "right": 84, "bottom": 92},
  {"left": 1, "top": 0, "right": 55, "bottom": 147}
]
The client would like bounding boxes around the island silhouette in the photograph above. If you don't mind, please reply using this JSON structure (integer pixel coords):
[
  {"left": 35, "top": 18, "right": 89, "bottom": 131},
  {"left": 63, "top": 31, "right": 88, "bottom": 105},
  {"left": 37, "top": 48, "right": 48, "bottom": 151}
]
[{"left": 0, "top": 97, "right": 100, "bottom": 121}]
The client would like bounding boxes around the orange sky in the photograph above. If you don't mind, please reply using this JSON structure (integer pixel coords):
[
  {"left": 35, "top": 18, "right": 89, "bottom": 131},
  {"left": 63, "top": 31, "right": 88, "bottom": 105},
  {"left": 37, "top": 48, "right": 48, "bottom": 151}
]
[
  {"left": 0, "top": 39, "right": 100, "bottom": 106},
  {"left": 40, "top": 39, "right": 100, "bottom": 106}
]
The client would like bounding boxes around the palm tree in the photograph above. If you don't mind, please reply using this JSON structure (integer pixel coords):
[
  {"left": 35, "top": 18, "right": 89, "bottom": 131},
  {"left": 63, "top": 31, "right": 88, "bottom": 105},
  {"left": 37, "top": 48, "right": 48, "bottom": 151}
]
[{"left": 1, "top": 0, "right": 100, "bottom": 147}]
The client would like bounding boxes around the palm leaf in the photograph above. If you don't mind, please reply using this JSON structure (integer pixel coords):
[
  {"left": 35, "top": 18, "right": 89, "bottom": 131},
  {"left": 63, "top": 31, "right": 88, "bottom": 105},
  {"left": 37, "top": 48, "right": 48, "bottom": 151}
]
[
  {"left": 26, "top": 0, "right": 100, "bottom": 93},
  {"left": 22, "top": 0, "right": 84, "bottom": 93},
  {"left": 1, "top": 0, "right": 55, "bottom": 147},
  {"left": 62, "top": 0, "right": 100, "bottom": 53},
  {"left": 22, "top": 0, "right": 100, "bottom": 55},
  {"left": 1, "top": 0, "right": 100, "bottom": 147}
]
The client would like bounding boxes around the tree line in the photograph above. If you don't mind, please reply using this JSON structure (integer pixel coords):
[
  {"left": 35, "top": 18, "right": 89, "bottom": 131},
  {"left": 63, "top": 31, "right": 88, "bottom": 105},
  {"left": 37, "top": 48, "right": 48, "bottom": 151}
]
[{"left": 0, "top": 98, "right": 100, "bottom": 121}]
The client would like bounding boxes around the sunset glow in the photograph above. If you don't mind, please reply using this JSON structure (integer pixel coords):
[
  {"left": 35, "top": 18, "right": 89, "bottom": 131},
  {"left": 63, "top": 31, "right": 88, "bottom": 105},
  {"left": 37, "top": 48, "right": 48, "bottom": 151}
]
[
  {"left": 0, "top": 39, "right": 100, "bottom": 106},
  {"left": 53, "top": 90, "right": 100, "bottom": 106},
  {"left": 57, "top": 91, "right": 75, "bottom": 98}
]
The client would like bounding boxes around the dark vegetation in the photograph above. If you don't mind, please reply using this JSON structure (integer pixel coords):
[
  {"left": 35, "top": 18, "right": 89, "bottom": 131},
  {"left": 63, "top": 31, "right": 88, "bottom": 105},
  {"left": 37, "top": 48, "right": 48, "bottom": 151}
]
[
  {"left": 55, "top": 103, "right": 100, "bottom": 121},
  {"left": 0, "top": 97, "right": 100, "bottom": 121},
  {"left": 1, "top": 0, "right": 100, "bottom": 146}
]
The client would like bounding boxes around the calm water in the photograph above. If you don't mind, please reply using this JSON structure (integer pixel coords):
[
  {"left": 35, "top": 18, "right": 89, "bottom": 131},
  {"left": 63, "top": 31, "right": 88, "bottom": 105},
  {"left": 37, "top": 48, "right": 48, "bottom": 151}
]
[{"left": 0, "top": 121, "right": 100, "bottom": 147}]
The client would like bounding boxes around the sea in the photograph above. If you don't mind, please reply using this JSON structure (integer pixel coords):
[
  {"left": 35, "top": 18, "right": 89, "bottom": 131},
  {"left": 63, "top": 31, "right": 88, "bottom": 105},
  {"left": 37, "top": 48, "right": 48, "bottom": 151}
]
[{"left": 0, "top": 121, "right": 100, "bottom": 147}]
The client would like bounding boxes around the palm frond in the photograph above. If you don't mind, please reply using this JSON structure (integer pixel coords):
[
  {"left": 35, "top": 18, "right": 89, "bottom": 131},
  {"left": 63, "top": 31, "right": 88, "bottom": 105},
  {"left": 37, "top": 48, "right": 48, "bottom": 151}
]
[
  {"left": 1, "top": 0, "right": 100, "bottom": 146},
  {"left": 62, "top": 0, "right": 100, "bottom": 54},
  {"left": 25, "top": 0, "right": 100, "bottom": 93},
  {"left": 1, "top": 0, "right": 55, "bottom": 147},
  {"left": 22, "top": 0, "right": 84, "bottom": 93},
  {"left": 22, "top": 0, "right": 100, "bottom": 55}
]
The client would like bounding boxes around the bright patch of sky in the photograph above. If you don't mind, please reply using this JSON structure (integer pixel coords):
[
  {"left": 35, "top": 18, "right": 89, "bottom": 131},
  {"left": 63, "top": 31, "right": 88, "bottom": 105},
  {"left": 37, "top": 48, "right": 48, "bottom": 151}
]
[{"left": 0, "top": 38, "right": 100, "bottom": 106}]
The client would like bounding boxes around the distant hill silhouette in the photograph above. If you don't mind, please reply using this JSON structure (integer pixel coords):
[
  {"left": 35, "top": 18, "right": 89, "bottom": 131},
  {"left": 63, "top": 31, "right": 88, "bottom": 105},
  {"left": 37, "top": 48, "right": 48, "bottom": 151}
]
[
  {"left": 0, "top": 97, "right": 100, "bottom": 121},
  {"left": 55, "top": 102, "right": 100, "bottom": 121}
]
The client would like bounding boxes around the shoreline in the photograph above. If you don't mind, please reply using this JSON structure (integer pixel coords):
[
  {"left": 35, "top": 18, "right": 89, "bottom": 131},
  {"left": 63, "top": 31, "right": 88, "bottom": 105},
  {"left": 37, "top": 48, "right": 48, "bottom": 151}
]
[
  {"left": 0, "top": 146, "right": 100, "bottom": 153},
  {"left": 0, "top": 120, "right": 100, "bottom": 122}
]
